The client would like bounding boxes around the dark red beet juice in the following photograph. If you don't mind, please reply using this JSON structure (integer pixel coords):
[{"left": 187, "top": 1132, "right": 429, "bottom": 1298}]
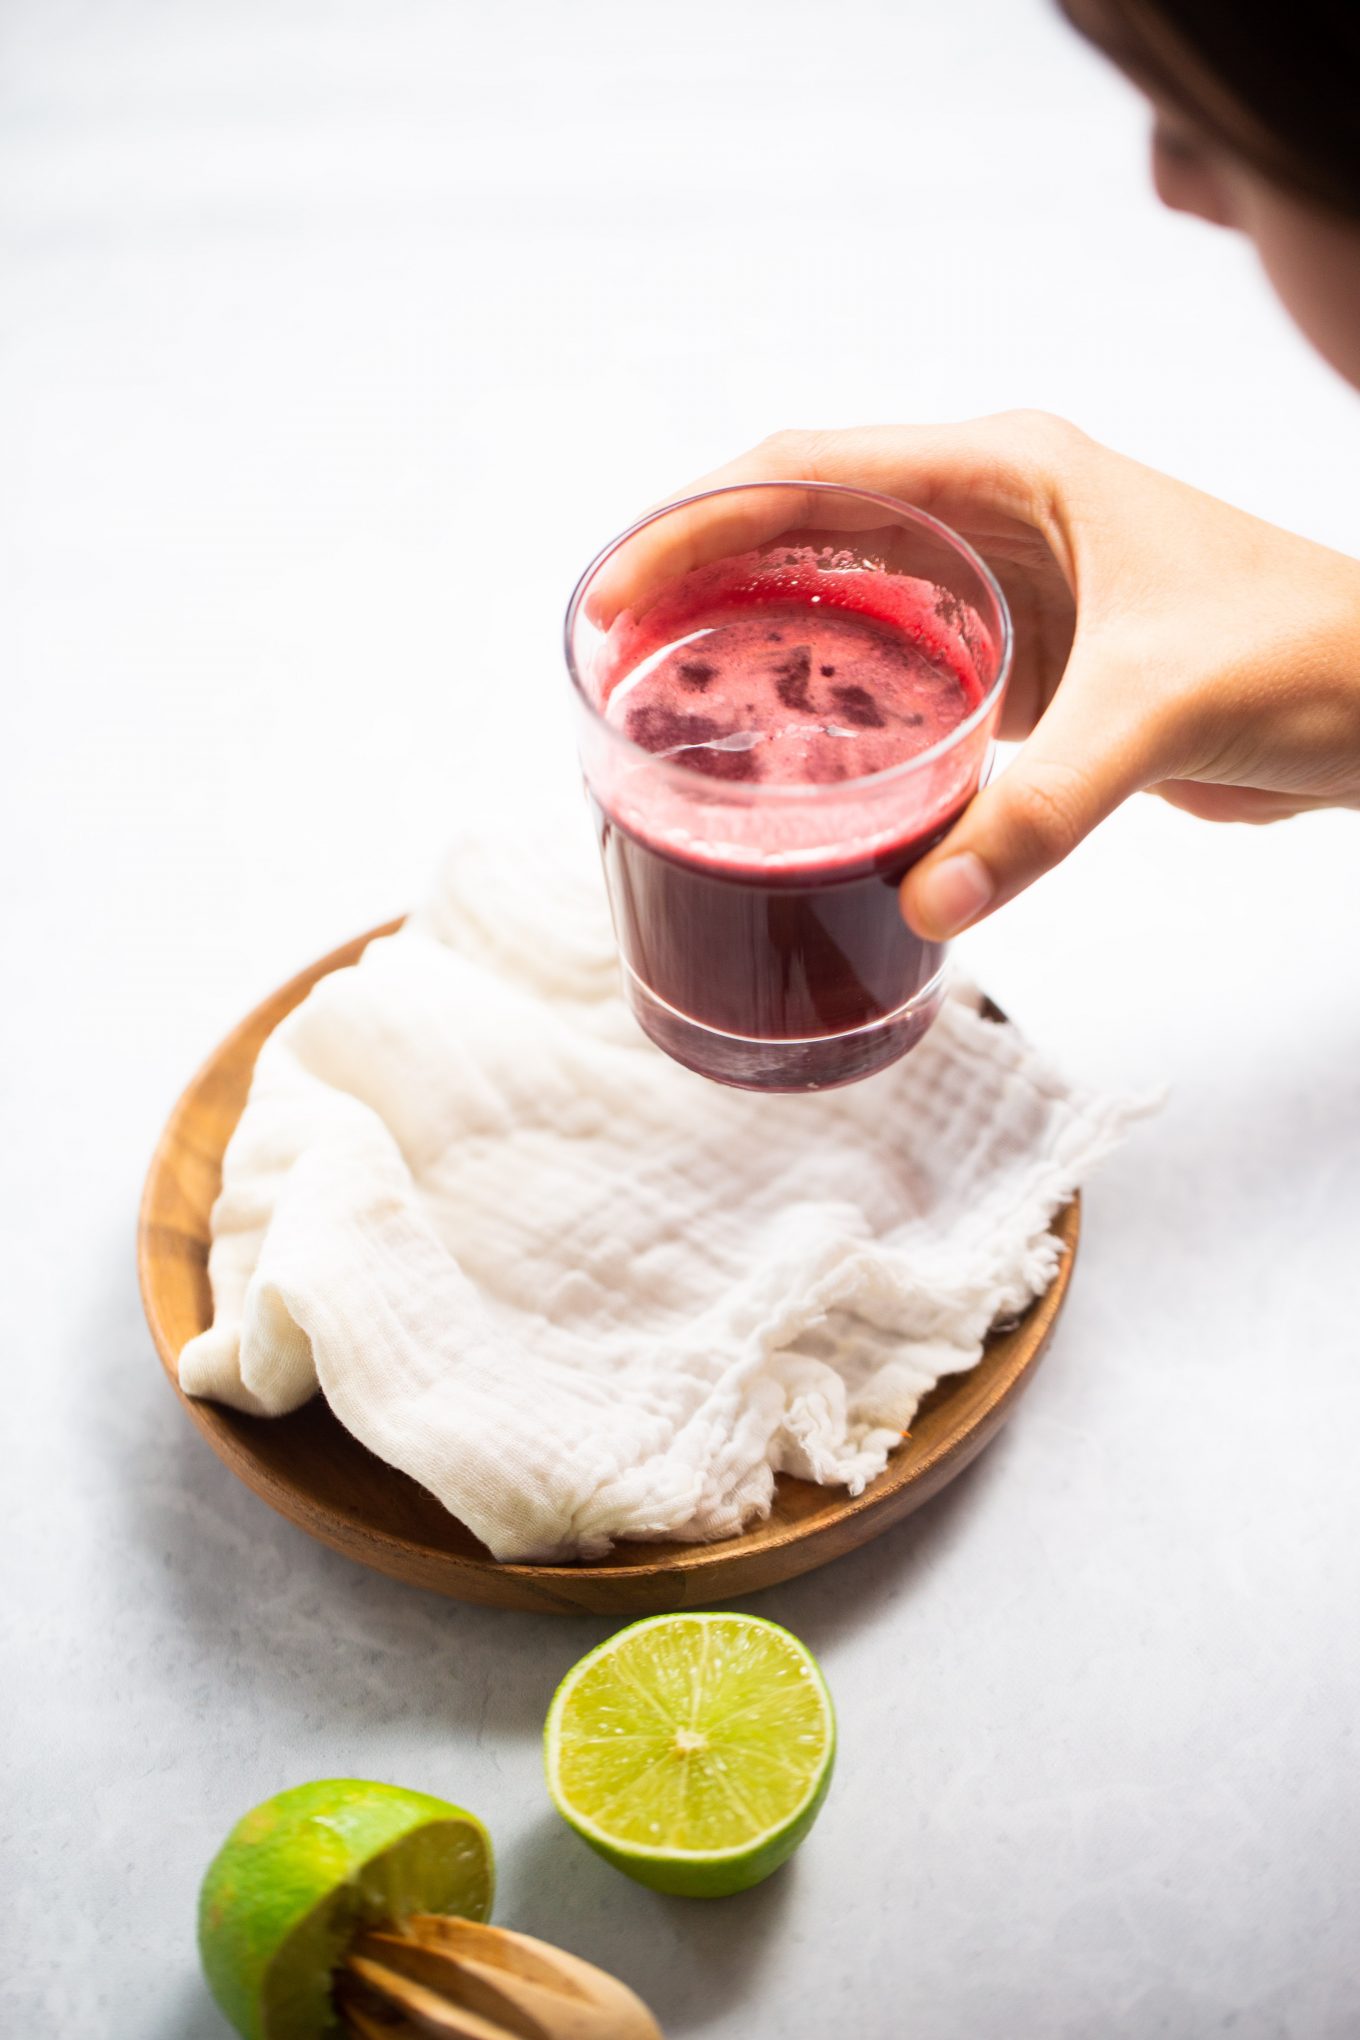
[{"left": 584, "top": 552, "right": 991, "bottom": 1087}]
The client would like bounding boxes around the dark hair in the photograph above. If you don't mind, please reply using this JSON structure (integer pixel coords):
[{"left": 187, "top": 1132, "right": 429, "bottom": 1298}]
[{"left": 1060, "top": 0, "right": 1360, "bottom": 218}]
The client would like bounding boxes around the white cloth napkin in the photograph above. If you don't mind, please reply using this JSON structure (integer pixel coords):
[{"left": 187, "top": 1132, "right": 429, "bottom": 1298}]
[{"left": 180, "top": 829, "right": 1143, "bottom": 1562}]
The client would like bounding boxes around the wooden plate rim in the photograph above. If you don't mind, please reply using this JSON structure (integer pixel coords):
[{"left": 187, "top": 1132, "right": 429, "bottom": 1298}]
[{"left": 138, "top": 924, "right": 1079, "bottom": 1597}]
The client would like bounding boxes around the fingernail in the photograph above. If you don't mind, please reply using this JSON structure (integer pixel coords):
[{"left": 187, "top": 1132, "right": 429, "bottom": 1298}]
[{"left": 907, "top": 852, "right": 995, "bottom": 937}]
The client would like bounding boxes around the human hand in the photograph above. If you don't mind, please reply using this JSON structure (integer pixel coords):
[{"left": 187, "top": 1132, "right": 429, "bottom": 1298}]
[{"left": 656, "top": 414, "right": 1360, "bottom": 937}]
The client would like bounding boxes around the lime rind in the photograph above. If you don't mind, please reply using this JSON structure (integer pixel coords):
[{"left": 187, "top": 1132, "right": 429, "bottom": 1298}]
[{"left": 544, "top": 1612, "right": 836, "bottom": 1897}]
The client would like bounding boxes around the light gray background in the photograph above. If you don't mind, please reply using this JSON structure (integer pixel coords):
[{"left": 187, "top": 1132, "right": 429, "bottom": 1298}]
[{"left": 3, "top": 3, "right": 1359, "bottom": 2034}]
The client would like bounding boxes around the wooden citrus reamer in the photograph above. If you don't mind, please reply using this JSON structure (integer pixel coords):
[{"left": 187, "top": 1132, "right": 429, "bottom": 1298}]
[{"left": 333, "top": 1911, "right": 662, "bottom": 2040}]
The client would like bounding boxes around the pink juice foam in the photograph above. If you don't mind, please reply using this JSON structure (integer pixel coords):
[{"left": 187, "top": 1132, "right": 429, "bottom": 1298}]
[
  {"left": 611, "top": 604, "right": 972, "bottom": 788},
  {"left": 584, "top": 550, "right": 999, "bottom": 1085}
]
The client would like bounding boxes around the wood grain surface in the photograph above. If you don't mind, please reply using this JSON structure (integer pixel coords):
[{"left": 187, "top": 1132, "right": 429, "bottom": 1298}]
[
  {"left": 137, "top": 924, "right": 1080, "bottom": 1614},
  {"left": 336, "top": 1915, "right": 663, "bottom": 2040}
]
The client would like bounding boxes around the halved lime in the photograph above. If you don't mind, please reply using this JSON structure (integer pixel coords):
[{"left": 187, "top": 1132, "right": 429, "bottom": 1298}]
[
  {"left": 198, "top": 1779, "right": 493, "bottom": 2039},
  {"left": 544, "top": 1612, "right": 836, "bottom": 1898}
]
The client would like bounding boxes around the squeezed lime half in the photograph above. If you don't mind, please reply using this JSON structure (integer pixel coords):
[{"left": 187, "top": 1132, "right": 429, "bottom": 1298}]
[{"left": 198, "top": 1778, "right": 493, "bottom": 2039}]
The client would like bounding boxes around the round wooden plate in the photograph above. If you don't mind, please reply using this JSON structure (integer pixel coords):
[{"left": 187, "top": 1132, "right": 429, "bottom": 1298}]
[{"left": 138, "top": 925, "right": 1079, "bottom": 1614}]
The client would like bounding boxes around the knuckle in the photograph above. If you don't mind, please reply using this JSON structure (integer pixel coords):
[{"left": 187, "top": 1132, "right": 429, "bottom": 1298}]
[
  {"left": 957, "top": 412, "right": 1092, "bottom": 535},
  {"left": 755, "top": 427, "right": 827, "bottom": 480},
  {"left": 994, "top": 408, "right": 1088, "bottom": 462}
]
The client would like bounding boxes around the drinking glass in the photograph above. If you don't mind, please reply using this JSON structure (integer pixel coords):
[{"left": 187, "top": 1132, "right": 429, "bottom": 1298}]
[{"left": 565, "top": 481, "right": 1012, "bottom": 1090}]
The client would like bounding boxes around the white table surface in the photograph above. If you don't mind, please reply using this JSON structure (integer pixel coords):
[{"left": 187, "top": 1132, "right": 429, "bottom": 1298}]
[{"left": 4, "top": 3, "right": 1359, "bottom": 2033}]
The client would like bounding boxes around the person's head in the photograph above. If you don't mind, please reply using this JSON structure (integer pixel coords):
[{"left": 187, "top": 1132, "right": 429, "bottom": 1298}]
[{"left": 1061, "top": 0, "right": 1360, "bottom": 389}]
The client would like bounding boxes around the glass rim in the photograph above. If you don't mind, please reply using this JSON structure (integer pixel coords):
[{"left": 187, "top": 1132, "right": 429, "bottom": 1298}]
[{"left": 563, "top": 478, "right": 1014, "bottom": 805}]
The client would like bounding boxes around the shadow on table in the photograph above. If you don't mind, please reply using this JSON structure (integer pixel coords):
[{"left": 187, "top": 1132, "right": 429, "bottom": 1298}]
[
  {"left": 503, "top": 1804, "right": 799, "bottom": 2038},
  {"left": 748, "top": 1446, "right": 996, "bottom": 1648}
]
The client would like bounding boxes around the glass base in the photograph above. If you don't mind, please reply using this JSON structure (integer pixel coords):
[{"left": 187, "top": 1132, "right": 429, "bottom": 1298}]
[{"left": 623, "top": 967, "right": 948, "bottom": 1092}]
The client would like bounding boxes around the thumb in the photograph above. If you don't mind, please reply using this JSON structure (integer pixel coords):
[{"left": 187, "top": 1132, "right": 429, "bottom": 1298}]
[{"left": 900, "top": 674, "right": 1161, "bottom": 939}]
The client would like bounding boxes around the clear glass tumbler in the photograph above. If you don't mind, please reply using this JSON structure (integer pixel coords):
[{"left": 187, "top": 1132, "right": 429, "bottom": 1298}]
[{"left": 565, "top": 481, "right": 1012, "bottom": 1090}]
